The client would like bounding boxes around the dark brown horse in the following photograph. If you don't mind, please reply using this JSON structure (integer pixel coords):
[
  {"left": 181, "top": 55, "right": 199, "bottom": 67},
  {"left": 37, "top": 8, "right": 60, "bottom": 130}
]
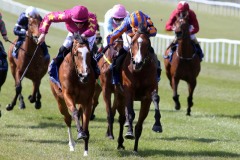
[
  {"left": 0, "top": 41, "right": 8, "bottom": 94},
  {"left": 91, "top": 38, "right": 125, "bottom": 139},
  {"left": 117, "top": 23, "right": 162, "bottom": 152},
  {"left": 50, "top": 34, "right": 95, "bottom": 156},
  {"left": 6, "top": 17, "right": 50, "bottom": 111},
  {"left": 164, "top": 13, "right": 201, "bottom": 116}
]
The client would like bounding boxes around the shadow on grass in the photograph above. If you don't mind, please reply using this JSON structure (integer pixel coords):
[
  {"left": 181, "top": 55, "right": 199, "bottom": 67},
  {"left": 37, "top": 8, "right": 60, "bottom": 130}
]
[
  {"left": 6, "top": 122, "right": 65, "bottom": 129},
  {"left": 193, "top": 114, "right": 240, "bottom": 119},
  {"left": 117, "top": 149, "right": 240, "bottom": 158},
  {"left": 159, "top": 136, "right": 226, "bottom": 143}
]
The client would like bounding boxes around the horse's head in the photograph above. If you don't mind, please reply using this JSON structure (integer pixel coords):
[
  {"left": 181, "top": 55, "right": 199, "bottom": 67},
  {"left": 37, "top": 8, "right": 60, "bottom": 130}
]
[
  {"left": 130, "top": 23, "right": 150, "bottom": 72},
  {"left": 27, "top": 17, "right": 41, "bottom": 43},
  {"left": 106, "top": 37, "right": 123, "bottom": 61},
  {"left": 72, "top": 33, "right": 91, "bottom": 83},
  {"left": 174, "top": 12, "right": 190, "bottom": 40}
]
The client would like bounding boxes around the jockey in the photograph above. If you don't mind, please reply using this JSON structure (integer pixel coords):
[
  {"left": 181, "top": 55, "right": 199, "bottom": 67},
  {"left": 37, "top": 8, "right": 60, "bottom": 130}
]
[
  {"left": 0, "top": 12, "right": 8, "bottom": 70},
  {"left": 13, "top": 6, "right": 49, "bottom": 58},
  {"left": 37, "top": 5, "right": 99, "bottom": 87},
  {"left": 103, "top": 4, "right": 129, "bottom": 50},
  {"left": 165, "top": 1, "right": 204, "bottom": 61},
  {"left": 106, "top": 10, "right": 161, "bottom": 85}
]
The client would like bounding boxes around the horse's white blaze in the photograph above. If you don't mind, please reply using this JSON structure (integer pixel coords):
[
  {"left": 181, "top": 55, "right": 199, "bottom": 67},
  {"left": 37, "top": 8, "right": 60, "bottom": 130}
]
[
  {"left": 135, "top": 37, "right": 143, "bottom": 63},
  {"left": 68, "top": 127, "right": 76, "bottom": 151},
  {"left": 78, "top": 46, "right": 88, "bottom": 75}
]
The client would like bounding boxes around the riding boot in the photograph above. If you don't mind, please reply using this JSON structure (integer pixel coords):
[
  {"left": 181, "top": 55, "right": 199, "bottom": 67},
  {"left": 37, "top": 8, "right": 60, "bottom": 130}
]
[
  {"left": 91, "top": 55, "right": 100, "bottom": 79},
  {"left": 13, "top": 40, "right": 22, "bottom": 58},
  {"left": 149, "top": 46, "right": 162, "bottom": 82},
  {"left": 40, "top": 42, "right": 50, "bottom": 59},
  {"left": 48, "top": 45, "right": 68, "bottom": 87},
  {"left": 195, "top": 43, "right": 204, "bottom": 62}
]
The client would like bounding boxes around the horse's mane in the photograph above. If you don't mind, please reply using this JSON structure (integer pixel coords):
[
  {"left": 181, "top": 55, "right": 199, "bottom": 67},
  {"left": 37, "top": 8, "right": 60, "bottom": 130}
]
[
  {"left": 73, "top": 33, "right": 88, "bottom": 45},
  {"left": 137, "top": 22, "right": 148, "bottom": 35}
]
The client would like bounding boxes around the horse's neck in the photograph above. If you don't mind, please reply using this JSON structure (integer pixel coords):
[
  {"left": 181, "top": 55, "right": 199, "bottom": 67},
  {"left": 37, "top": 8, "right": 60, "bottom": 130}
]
[{"left": 177, "top": 38, "right": 193, "bottom": 56}]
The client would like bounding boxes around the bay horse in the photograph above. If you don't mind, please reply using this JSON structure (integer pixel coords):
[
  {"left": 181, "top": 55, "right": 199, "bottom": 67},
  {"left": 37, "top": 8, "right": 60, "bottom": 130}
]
[
  {"left": 6, "top": 17, "right": 50, "bottom": 111},
  {"left": 118, "top": 23, "right": 162, "bottom": 152},
  {"left": 164, "top": 13, "right": 201, "bottom": 116},
  {"left": 50, "top": 34, "right": 95, "bottom": 156},
  {"left": 91, "top": 37, "right": 125, "bottom": 140}
]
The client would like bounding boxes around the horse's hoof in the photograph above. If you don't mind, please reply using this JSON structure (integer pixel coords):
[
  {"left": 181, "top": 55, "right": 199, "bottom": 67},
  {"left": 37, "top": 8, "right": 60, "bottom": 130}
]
[
  {"left": 90, "top": 114, "right": 95, "bottom": 120},
  {"left": 125, "top": 131, "right": 135, "bottom": 140},
  {"left": 152, "top": 125, "right": 163, "bottom": 133},
  {"left": 19, "top": 101, "right": 26, "bottom": 110},
  {"left": 124, "top": 121, "right": 129, "bottom": 127},
  {"left": 0, "top": 110, "right": 1, "bottom": 117},
  {"left": 35, "top": 101, "right": 41, "bottom": 109},
  {"left": 77, "top": 131, "right": 87, "bottom": 140},
  {"left": 175, "top": 105, "right": 181, "bottom": 110},
  {"left": 28, "top": 95, "right": 36, "bottom": 103},
  {"left": 117, "top": 145, "right": 125, "bottom": 150},
  {"left": 6, "top": 104, "right": 14, "bottom": 111},
  {"left": 105, "top": 132, "right": 114, "bottom": 140},
  {"left": 186, "top": 112, "right": 191, "bottom": 116}
]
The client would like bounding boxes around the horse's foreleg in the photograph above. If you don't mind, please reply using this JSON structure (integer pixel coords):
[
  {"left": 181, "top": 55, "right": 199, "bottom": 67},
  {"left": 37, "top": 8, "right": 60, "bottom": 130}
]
[
  {"left": 67, "top": 127, "right": 76, "bottom": 151},
  {"left": 116, "top": 95, "right": 125, "bottom": 150},
  {"left": 35, "top": 90, "right": 42, "bottom": 109},
  {"left": 125, "top": 96, "right": 135, "bottom": 140},
  {"left": 151, "top": 89, "right": 162, "bottom": 133},
  {"left": 82, "top": 103, "right": 91, "bottom": 156},
  {"left": 72, "top": 108, "right": 86, "bottom": 140},
  {"left": 102, "top": 88, "right": 114, "bottom": 139},
  {"left": 6, "top": 82, "right": 22, "bottom": 111},
  {"left": 172, "top": 77, "right": 181, "bottom": 110},
  {"left": 134, "top": 99, "right": 151, "bottom": 152},
  {"left": 18, "top": 93, "right": 25, "bottom": 109},
  {"left": 90, "top": 82, "right": 102, "bottom": 120},
  {"left": 28, "top": 80, "right": 40, "bottom": 104},
  {"left": 187, "top": 80, "right": 196, "bottom": 116}
]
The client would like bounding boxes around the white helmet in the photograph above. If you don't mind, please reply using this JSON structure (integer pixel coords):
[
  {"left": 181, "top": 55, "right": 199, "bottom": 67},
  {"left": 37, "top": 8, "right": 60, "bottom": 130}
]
[{"left": 25, "top": 6, "right": 39, "bottom": 18}]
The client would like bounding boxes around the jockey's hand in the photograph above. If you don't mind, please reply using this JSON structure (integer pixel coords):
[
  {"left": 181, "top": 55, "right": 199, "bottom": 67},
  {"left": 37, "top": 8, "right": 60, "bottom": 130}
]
[
  {"left": 171, "top": 26, "right": 176, "bottom": 31},
  {"left": 81, "top": 34, "right": 87, "bottom": 41},
  {"left": 3, "top": 35, "right": 8, "bottom": 42},
  {"left": 37, "top": 33, "right": 46, "bottom": 45}
]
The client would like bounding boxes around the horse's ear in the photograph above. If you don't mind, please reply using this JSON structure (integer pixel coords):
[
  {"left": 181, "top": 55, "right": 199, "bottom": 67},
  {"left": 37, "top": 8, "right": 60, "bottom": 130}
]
[{"left": 73, "top": 33, "right": 80, "bottom": 40}]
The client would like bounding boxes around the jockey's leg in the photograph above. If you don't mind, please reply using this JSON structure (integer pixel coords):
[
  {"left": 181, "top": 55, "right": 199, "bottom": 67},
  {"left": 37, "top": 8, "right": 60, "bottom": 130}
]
[
  {"left": 192, "top": 36, "right": 204, "bottom": 61},
  {"left": 112, "top": 48, "right": 127, "bottom": 85},
  {"left": 13, "top": 37, "right": 24, "bottom": 57},
  {"left": 48, "top": 45, "right": 69, "bottom": 86},
  {"left": 90, "top": 52, "right": 100, "bottom": 79},
  {"left": 149, "top": 47, "right": 162, "bottom": 82},
  {"left": 170, "top": 37, "right": 177, "bottom": 55},
  {"left": 40, "top": 42, "right": 50, "bottom": 58}
]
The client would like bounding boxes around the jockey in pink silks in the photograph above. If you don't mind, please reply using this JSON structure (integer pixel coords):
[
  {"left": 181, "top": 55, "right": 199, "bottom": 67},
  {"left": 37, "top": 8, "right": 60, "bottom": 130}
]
[
  {"left": 165, "top": 1, "right": 204, "bottom": 61},
  {"left": 37, "top": 5, "right": 100, "bottom": 87}
]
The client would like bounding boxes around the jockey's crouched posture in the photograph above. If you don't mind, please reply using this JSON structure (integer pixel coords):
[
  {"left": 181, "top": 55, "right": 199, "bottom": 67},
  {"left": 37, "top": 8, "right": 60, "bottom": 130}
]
[
  {"left": 38, "top": 5, "right": 100, "bottom": 88},
  {"left": 105, "top": 10, "right": 161, "bottom": 85},
  {"left": 165, "top": 1, "right": 204, "bottom": 61},
  {"left": 13, "top": 6, "right": 49, "bottom": 58}
]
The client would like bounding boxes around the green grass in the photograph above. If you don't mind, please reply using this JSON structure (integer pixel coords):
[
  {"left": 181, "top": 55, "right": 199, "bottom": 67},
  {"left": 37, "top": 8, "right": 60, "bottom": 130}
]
[{"left": 0, "top": 1, "right": 240, "bottom": 160}]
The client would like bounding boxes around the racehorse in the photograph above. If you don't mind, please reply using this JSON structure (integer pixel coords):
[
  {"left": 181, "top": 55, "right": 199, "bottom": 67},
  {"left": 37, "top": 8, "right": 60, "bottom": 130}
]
[
  {"left": 91, "top": 37, "right": 125, "bottom": 139},
  {"left": 164, "top": 13, "right": 201, "bottom": 116},
  {"left": 0, "top": 41, "right": 8, "bottom": 94},
  {"left": 50, "top": 34, "right": 95, "bottom": 156},
  {"left": 6, "top": 17, "right": 50, "bottom": 111},
  {"left": 118, "top": 23, "right": 162, "bottom": 152}
]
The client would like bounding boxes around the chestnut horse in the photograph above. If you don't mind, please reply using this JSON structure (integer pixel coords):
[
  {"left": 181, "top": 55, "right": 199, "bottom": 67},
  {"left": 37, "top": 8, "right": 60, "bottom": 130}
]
[
  {"left": 164, "top": 13, "right": 201, "bottom": 116},
  {"left": 6, "top": 17, "right": 49, "bottom": 111},
  {"left": 118, "top": 23, "right": 162, "bottom": 152},
  {"left": 91, "top": 37, "right": 125, "bottom": 140},
  {"left": 50, "top": 34, "right": 95, "bottom": 156}
]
